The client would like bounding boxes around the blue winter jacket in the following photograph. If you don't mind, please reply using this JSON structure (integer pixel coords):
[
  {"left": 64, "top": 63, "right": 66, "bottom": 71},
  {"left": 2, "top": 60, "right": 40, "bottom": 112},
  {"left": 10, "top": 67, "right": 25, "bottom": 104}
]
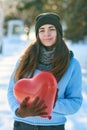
[{"left": 7, "top": 57, "right": 83, "bottom": 126}]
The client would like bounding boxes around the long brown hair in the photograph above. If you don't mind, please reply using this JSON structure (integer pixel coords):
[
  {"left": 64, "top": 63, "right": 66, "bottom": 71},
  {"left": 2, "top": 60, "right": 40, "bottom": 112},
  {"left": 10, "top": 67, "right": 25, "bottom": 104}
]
[{"left": 14, "top": 30, "right": 70, "bottom": 82}]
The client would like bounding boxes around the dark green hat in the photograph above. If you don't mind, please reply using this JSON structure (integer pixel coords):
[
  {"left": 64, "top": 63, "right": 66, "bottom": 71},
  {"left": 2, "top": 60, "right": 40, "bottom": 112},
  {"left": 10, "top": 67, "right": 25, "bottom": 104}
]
[{"left": 35, "top": 12, "right": 63, "bottom": 37}]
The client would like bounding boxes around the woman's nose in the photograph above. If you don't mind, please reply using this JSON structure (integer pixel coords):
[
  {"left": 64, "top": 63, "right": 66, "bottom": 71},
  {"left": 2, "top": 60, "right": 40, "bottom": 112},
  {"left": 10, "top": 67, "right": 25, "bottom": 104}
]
[{"left": 44, "top": 30, "right": 50, "bottom": 36}]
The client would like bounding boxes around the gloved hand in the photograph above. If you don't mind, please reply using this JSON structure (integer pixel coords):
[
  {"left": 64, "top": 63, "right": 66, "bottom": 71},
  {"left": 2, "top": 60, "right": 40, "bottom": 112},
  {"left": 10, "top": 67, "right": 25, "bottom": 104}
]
[{"left": 16, "top": 96, "right": 48, "bottom": 118}]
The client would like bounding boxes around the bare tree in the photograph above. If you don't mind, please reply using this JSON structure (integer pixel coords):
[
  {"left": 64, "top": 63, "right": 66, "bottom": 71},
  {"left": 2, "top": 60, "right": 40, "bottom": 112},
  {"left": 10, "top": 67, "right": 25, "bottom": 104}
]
[{"left": 0, "top": 0, "right": 4, "bottom": 53}]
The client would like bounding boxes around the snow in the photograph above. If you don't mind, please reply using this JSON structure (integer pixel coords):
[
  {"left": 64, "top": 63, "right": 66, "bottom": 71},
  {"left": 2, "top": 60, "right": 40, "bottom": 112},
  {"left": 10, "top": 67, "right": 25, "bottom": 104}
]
[{"left": 0, "top": 34, "right": 87, "bottom": 130}]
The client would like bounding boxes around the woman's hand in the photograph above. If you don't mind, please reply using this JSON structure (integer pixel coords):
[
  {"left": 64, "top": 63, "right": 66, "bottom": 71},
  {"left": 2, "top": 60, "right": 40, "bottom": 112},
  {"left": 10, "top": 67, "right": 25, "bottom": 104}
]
[{"left": 16, "top": 96, "right": 48, "bottom": 118}]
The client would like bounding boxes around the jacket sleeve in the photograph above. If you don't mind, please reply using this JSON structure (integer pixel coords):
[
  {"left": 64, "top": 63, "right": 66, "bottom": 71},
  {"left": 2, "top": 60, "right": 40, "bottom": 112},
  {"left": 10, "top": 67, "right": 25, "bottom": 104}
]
[
  {"left": 53, "top": 58, "right": 83, "bottom": 115},
  {"left": 7, "top": 61, "right": 20, "bottom": 114}
]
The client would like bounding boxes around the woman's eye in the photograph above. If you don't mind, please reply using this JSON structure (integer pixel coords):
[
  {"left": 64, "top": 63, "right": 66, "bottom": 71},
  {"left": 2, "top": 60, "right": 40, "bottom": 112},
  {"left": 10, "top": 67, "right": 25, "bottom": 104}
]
[
  {"left": 39, "top": 30, "right": 44, "bottom": 33},
  {"left": 39, "top": 28, "right": 56, "bottom": 33}
]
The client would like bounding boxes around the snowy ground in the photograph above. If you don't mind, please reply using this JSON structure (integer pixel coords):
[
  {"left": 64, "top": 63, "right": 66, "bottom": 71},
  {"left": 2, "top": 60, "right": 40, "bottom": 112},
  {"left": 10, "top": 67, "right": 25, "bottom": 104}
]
[{"left": 0, "top": 35, "right": 87, "bottom": 130}]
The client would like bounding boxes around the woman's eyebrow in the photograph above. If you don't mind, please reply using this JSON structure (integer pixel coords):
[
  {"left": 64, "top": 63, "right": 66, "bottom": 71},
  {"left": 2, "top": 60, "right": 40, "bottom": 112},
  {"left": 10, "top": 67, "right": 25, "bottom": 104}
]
[{"left": 39, "top": 27, "right": 44, "bottom": 30}]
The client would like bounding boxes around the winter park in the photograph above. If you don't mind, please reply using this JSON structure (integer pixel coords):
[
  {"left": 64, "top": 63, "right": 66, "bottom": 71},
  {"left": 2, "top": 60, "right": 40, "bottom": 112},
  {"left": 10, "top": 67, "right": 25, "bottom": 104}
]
[{"left": 0, "top": 1, "right": 87, "bottom": 130}]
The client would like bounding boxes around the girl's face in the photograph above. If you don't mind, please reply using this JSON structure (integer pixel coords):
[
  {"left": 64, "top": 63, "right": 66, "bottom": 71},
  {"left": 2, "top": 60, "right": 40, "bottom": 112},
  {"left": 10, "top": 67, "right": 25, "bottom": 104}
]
[{"left": 38, "top": 24, "right": 57, "bottom": 47}]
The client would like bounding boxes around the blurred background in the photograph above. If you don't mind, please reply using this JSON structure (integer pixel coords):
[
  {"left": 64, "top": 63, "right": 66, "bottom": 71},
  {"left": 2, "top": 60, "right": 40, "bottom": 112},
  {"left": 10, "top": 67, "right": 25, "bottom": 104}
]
[
  {"left": 0, "top": 0, "right": 87, "bottom": 50},
  {"left": 0, "top": 0, "right": 87, "bottom": 130}
]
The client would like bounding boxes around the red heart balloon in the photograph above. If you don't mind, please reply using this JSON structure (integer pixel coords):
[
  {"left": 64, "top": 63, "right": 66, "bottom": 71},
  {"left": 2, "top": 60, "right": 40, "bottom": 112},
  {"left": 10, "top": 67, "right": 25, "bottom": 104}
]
[{"left": 14, "top": 71, "right": 57, "bottom": 119}]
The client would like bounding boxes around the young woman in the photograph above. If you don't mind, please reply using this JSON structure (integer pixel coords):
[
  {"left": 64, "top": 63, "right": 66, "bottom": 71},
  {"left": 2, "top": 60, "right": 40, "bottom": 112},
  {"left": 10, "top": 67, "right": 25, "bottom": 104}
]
[{"left": 7, "top": 12, "right": 83, "bottom": 130}]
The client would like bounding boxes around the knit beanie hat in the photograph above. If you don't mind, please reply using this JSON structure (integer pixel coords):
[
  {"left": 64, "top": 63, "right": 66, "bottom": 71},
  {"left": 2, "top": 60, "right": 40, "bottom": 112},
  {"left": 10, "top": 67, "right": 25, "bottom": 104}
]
[{"left": 35, "top": 12, "right": 63, "bottom": 37}]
